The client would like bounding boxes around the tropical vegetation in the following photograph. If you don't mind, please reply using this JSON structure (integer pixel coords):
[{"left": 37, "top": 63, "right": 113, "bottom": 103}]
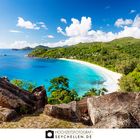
[
  {"left": 47, "top": 76, "right": 80, "bottom": 104},
  {"left": 83, "top": 87, "right": 108, "bottom": 97},
  {"left": 11, "top": 79, "right": 36, "bottom": 92},
  {"left": 11, "top": 76, "right": 108, "bottom": 105},
  {"left": 29, "top": 37, "right": 140, "bottom": 92}
]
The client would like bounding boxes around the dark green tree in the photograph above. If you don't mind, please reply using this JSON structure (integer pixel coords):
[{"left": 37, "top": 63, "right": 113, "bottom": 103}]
[
  {"left": 119, "top": 70, "right": 140, "bottom": 92},
  {"left": 48, "top": 76, "right": 79, "bottom": 104},
  {"left": 48, "top": 76, "right": 69, "bottom": 92}
]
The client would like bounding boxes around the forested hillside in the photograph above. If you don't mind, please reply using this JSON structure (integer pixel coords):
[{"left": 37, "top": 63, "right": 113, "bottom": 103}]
[{"left": 29, "top": 37, "right": 140, "bottom": 92}]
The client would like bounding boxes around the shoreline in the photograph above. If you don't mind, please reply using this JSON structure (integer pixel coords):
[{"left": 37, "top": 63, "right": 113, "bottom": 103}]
[{"left": 59, "top": 58, "right": 122, "bottom": 94}]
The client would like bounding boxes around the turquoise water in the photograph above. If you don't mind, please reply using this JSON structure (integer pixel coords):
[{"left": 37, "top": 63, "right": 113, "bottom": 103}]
[{"left": 0, "top": 49, "right": 105, "bottom": 96}]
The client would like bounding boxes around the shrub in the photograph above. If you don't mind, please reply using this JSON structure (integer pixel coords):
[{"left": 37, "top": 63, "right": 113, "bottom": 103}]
[{"left": 11, "top": 79, "right": 36, "bottom": 92}]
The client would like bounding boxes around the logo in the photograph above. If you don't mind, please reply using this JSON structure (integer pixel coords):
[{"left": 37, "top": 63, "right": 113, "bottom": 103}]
[
  {"left": 45, "top": 130, "right": 54, "bottom": 138},
  {"left": 45, "top": 129, "right": 93, "bottom": 139}
]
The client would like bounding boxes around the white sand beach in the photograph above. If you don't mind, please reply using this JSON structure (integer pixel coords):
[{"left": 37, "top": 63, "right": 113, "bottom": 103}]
[{"left": 59, "top": 58, "right": 122, "bottom": 94}]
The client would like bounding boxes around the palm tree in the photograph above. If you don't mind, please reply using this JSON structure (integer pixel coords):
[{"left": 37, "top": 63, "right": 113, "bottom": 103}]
[
  {"left": 98, "top": 88, "right": 108, "bottom": 96},
  {"left": 89, "top": 88, "right": 97, "bottom": 93},
  {"left": 83, "top": 88, "right": 98, "bottom": 97}
]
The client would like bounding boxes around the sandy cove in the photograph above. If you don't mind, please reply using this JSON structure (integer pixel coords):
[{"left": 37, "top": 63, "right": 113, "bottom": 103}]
[{"left": 59, "top": 58, "right": 122, "bottom": 94}]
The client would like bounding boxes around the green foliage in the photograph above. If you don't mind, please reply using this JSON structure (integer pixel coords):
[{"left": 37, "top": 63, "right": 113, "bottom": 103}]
[
  {"left": 119, "top": 65, "right": 140, "bottom": 92},
  {"left": 29, "top": 37, "right": 140, "bottom": 92},
  {"left": 83, "top": 87, "right": 108, "bottom": 97},
  {"left": 83, "top": 88, "right": 98, "bottom": 97},
  {"left": 116, "top": 59, "right": 137, "bottom": 75},
  {"left": 29, "top": 37, "right": 140, "bottom": 73},
  {"left": 48, "top": 76, "right": 80, "bottom": 104},
  {"left": 28, "top": 48, "right": 48, "bottom": 57},
  {"left": 11, "top": 79, "right": 36, "bottom": 92},
  {"left": 48, "top": 76, "right": 69, "bottom": 92}
]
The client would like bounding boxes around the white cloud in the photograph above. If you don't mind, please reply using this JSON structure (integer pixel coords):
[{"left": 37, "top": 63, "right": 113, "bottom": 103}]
[
  {"left": 117, "top": 26, "right": 140, "bottom": 38},
  {"left": 38, "top": 22, "right": 45, "bottom": 25},
  {"left": 17, "top": 17, "right": 40, "bottom": 30},
  {"left": 61, "top": 18, "right": 67, "bottom": 24},
  {"left": 132, "top": 15, "right": 140, "bottom": 28},
  {"left": 9, "top": 30, "right": 22, "bottom": 33},
  {"left": 17, "top": 17, "right": 48, "bottom": 30},
  {"left": 47, "top": 35, "right": 54, "bottom": 38},
  {"left": 50, "top": 15, "right": 140, "bottom": 47},
  {"left": 130, "top": 10, "right": 136, "bottom": 14},
  {"left": 41, "top": 24, "right": 48, "bottom": 30},
  {"left": 115, "top": 15, "right": 140, "bottom": 28},
  {"left": 11, "top": 41, "right": 30, "bottom": 49},
  {"left": 52, "top": 17, "right": 117, "bottom": 47},
  {"left": 7, "top": 15, "right": 140, "bottom": 49},
  {"left": 56, "top": 16, "right": 116, "bottom": 43},
  {"left": 65, "top": 17, "right": 91, "bottom": 37},
  {"left": 10, "top": 40, "right": 41, "bottom": 49},
  {"left": 57, "top": 27, "right": 66, "bottom": 35},
  {"left": 115, "top": 18, "right": 133, "bottom": 27},
  {"left": 38, "top": 22, "right": 48, "bottom": 30},
  {"left": 57, "top": 17, "right": 92, "bottom": 37}
]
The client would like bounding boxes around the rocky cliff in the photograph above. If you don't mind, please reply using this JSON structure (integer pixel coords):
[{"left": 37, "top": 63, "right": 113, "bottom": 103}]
[
  {"left": 44, "top": 92, "right": 140, "bottom": 128},
  {"left": 0, "top": 77, "right": 46, "bottom": 122},
  {"left": 0, "top": 77, "right": 139, "bottom": 128}
]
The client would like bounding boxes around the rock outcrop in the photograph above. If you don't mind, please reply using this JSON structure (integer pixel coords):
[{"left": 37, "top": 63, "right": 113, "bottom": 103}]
[
  {"left": 0, "top": 76, "right": 140, "bottom": 128},
  {"left": 87, "top": 92, "right": 140, "bottom": 128},
  {"left": 32, "top": 86, "right": 47, "bottom": 110},
  {"left": 0, "top": 77, "right": 46, "bottom": 121},
  {"left": 44, "top": 98, "right": 92, "bottom": 125},
  {"left": 0, "top": 87, "right": 34, "bottom": 113},
  {"left": 44, "top": 92, "right": 140, "bottom": 128},
  {"left": 76, "top": 97, "right": 92, "bottom": 125},
  {"left": 44, "top": 101, "right": 79, "bottom": 122}
]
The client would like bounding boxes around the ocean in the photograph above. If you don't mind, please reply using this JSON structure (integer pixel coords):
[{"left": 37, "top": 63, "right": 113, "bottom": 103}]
[{"left": 0, "top": 49, "right": 105, "bottom": 96}]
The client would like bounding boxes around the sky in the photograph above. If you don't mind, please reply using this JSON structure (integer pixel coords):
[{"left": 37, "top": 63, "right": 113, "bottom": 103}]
[{"left": 0, "top": 0, "right": 140, "bottom": 48}]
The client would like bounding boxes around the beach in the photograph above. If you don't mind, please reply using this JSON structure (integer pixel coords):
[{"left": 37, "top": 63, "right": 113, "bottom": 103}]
[{"left": 59, "top": 58, "right": 122, "bottom": 94}]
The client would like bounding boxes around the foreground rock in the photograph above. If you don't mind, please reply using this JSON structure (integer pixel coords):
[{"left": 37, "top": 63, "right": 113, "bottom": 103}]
[
  {"left": 44, "top": 98, "right": 91, "bottom": 125},
  {"left": 0, "top": 76, "right": 140, "bottom": 128},
  {"left": 0, "top": 87, "right": 33, "bottom": 113},
  {"left": 92, "top": 111, "right": 139, "bottom": 128},
  {"left": 44, "top": 98, "right": 92, "bottom": 125},
  {"left": 76, "top": 97, "right": 92, "bottom": 125},
  {"left": 44, "top": 101, "right": 79, "bottom": 122},
  {"left": 0, "top": 106, "right": 17, "bottom": 122},
  {"left": 44, "top": 92, "right": 140, "bottom": 128},
  {"left": 0, "top": 77, "right": 46, "bottom": 122},
  {"left": 87, "top": 92, "right": 140, "bottom": 128},
  {"left": 32, "top": 86, "right": 47, "bottom": 110}
]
